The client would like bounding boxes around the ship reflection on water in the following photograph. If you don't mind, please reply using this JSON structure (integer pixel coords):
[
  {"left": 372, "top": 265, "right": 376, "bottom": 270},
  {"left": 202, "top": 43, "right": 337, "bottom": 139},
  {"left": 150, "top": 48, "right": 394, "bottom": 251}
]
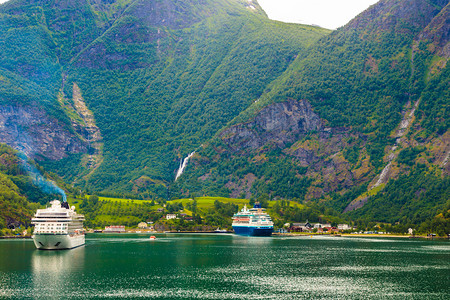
[
  {"left": 232, "top": 234, "right": 275, "bottom": 246},
  {"left": 31, "top": 246, "right": 85, "bottom": 298}
]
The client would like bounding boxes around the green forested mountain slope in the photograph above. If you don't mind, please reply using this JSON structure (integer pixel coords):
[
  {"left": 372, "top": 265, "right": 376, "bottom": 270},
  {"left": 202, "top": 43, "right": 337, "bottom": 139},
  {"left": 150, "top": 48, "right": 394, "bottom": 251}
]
[
  {"left": 0, "top": 144, "right": 39, "bottom": 233},
  {"left": 0, "top": 0, "right": 448, "bottom": 229},
  {"left": 177, "top": 0, "right": 449, "bottom": 225},
  {"left": 67, "top": 9, "right": 327, "bottom": 194},
  {"left": 0, "top": 0, "right": 329, "bottom": 198},
  {"left": 0, "top": 142, "right": 80, "bottom": 234},
  {"left": 0, "top": 0, "right": 129, "bottom": 110}
]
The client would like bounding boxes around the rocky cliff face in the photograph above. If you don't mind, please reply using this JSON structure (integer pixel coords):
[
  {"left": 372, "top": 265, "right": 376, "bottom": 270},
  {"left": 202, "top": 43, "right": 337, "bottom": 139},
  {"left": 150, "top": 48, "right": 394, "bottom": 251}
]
[
  {"left": 184, "top": 98, "right": 373, "bottom": 199},
  {"left": 220, "top": 99, "right": 322, "bottom": 151},
  {"left": 188, "top": 0, "right": 449, "bottom": 206},
  {"left": 0, "top": 105, "right": 87, "bottom": 160}
]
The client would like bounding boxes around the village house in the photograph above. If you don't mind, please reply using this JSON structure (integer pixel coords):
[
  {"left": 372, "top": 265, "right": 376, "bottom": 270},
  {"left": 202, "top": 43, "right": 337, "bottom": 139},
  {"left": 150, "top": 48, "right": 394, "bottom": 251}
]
[
  {"left": 311, "top": 223, "right": 332, "bottom": 229},
  {"left": 166, "top": 214, "right": 177, "bottom": 220},
  {"left": 311, "top": 223, "right": 332, "bottom": 233},
  {"left": 179, "top": 214, "right": 194, "bottom": 221},
  {"left": 138, "top": 222, "right": 148, "bottom": 229},
  {"left": 338, "top": 224, "right": 351, "bottom": 231},
  {"left": 104, "top": 225, "right": 126, "bottom": 233},
  {"left": 329, "top": 227, "right": 339, "bottom": 233},
  {"left": 290, "top": 221, "right": 313, "bottom": 232}
]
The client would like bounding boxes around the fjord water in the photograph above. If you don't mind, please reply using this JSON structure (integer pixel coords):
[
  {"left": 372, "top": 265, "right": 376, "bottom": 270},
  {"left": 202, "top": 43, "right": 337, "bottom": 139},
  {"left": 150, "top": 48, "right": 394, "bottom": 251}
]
[{"left": 0, "top": 235, "right": 448, "bottom": 299}]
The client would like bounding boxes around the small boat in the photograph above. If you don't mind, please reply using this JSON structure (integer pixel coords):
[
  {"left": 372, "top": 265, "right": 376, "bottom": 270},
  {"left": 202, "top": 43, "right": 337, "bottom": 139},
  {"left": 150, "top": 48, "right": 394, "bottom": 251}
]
[
  {"left": 214, "top": 228, "right": 227, "bottom": 233},
  {"left": 149, "top": 236, "right": 156, "bottom": 240}
]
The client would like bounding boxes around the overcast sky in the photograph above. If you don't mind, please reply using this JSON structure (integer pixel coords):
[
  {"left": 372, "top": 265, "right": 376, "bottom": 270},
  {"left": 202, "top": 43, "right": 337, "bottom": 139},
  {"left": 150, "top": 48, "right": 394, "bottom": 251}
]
[
  {"left": 0, "top": 0, "right": 379, "bottom": 30},
  {"left": 257, "top": 0, "right": 379, "bottom": 29}
]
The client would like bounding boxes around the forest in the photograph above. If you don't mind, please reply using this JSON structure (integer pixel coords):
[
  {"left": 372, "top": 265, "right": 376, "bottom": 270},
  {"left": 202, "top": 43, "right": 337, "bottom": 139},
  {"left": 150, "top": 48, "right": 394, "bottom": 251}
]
[
  {"left": 0, "top": 140, "right": 447, "bottom": 236},
  {"left": 0, "top": 0, "right": 448, "bottom": 236}
]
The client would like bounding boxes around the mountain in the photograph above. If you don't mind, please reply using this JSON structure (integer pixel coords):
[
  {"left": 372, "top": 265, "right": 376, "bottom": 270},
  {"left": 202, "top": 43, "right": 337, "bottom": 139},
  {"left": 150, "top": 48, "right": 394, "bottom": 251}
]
[
  {"left": 0, "top": 0, "right": 448, "bottom": 227},
  {"left": 0, "top": 143, "right": 42, "bottom": 233},
  {"left": 0, "top": 0, "right": 329, "bottom": 198},
  {"left": 176, "top": 0, "right": 450, "bottom": 225}
]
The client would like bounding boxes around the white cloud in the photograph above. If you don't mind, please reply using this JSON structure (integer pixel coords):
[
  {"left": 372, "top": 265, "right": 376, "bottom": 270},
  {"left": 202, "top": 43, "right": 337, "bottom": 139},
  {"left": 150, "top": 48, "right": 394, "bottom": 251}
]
[{"left": 258, "top": 0, "right": 379, "bottom": 29}]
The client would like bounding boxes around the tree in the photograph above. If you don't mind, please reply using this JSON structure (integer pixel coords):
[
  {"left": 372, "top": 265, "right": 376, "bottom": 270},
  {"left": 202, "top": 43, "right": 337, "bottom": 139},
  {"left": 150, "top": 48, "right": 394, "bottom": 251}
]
[
  {"left": 89, "top": 195, "right": 99, "bottom": 206},
  {"left": 257, "top": 193, "right": 269, "bottom": 208}
]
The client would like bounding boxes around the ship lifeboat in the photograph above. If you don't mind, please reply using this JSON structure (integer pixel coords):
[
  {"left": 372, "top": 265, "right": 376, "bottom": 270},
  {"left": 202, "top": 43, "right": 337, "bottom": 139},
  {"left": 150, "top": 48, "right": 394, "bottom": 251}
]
[
  {"left": 149, "top": 236, "right": 156, "bottom": 240},
  {"left": 233, "top": 218, "right": 250, "bottom": 222}
]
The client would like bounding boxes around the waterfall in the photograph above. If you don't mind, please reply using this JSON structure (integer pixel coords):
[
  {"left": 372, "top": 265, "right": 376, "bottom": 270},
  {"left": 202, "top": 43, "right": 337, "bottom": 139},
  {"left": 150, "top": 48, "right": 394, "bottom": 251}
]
[{"left": 175, "top": 151, "right": 195, "bottom": 181}]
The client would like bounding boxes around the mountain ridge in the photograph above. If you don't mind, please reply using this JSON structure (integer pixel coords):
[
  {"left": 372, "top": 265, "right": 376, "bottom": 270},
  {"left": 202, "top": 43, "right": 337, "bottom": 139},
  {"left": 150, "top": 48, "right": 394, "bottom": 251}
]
[
  {"left": 0, "top": 0, "right": 330, "bottom": 197},
  {"left": 175, "top": 0, "right": 449, "bottom": 225},
  {"left": 0, "top": 0, "right": 448, "bottom": 227}
]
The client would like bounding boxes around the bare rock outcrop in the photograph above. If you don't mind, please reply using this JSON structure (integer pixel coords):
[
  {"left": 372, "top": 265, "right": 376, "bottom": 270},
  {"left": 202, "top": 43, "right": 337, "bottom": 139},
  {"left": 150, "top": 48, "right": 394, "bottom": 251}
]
[
  {"left": 221, "top": 99, "right": 322, "bottom": 151},
  {"left": 0, "top": 105, "right": 87, "bottom": 160}
]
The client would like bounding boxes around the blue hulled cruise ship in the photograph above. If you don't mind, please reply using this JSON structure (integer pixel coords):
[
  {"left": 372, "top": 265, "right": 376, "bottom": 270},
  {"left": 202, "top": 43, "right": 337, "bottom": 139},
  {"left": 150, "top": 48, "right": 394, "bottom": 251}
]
[{"left": 232, "top": 203, "right": 273, "bottom": 236}]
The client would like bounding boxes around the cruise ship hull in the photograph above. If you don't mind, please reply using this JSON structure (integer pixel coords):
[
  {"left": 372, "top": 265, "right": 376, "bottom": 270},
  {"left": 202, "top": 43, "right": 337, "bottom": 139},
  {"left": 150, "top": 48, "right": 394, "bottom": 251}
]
[
  {"left": 233, "top": 226, "right": 273, "bottom": 236},
  {"left": 32, "top": 234, "right": 85, "bottom": 250}
]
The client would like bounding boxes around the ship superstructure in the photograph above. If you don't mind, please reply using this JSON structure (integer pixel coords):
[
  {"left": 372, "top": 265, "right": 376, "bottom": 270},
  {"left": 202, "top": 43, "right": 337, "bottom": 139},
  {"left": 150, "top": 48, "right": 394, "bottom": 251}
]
[
  {"left": 32, "top": 200, "right": 85, "bottom": 250},
  {"left": 232, "top": 203, "right": 273, "bottom": 236}
]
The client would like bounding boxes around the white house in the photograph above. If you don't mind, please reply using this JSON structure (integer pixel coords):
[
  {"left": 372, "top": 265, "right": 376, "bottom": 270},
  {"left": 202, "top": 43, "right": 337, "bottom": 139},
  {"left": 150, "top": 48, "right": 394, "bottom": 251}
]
[
  {"left": 166, "top": 214, "right": 177, "bottom": 220},
  {"left": 338, "top": 224, "right": 351, "bottom": 230}
]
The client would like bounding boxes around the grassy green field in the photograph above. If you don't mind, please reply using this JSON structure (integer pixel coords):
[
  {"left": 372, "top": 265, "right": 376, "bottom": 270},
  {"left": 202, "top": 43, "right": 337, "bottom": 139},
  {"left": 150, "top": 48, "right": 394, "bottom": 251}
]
[
  {"left": 92, "top": 215, "right": 141, "bottom": 226},
  {"left": 67, "top": 195, "right": 308, "bottom": 228},
  {"left": 166, "top": 197, "right": 303, "bottom": 215},
  {"left": 97, "top": 197, "right": 154, "bottom": 204},
  {"left": 169, "top": 197, "right": 247, "bottom": 214},
  {"left": 75, "top": 195, "right": 304, "bottom": 212}
]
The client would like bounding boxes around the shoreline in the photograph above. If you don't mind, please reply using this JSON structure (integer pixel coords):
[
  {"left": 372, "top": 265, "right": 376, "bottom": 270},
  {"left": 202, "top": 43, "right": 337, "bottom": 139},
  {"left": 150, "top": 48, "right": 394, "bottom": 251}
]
[
  {"left": 2, "top": 232, "right": 447, "bottom": 240},
  {"left": 91, "top": 231, "right": 233, "bottom": 234},
  {"left": 274, "top": 233, "right": 449, "bottom": 239},
  {"left": 0, "top": 236, "right": 32, "bottom": 239},
  {"left": 273, "top": 233, "right": 408, "bottom": 237}
]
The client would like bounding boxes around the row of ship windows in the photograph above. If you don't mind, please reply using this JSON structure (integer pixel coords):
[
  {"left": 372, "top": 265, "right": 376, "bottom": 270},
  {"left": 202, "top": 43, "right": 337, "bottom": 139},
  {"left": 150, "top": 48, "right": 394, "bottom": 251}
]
[
  {"left": 235, "top": 220, "right": 269, "bottom": 222},
  {"left": 35, "top": 217, "right": 70, "bottom": 219},
  {"left": 38, "top": 213, "right": 68, "bottom": 215},
  {"left": 36, "top": 224, "right": 68, "bottom": 228}
]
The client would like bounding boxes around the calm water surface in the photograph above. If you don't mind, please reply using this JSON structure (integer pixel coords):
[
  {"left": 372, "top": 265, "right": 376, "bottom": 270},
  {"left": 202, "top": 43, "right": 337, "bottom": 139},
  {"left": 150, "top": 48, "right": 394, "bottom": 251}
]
[{"left": 0, "top": 234, "right": 449, "bottom": 299}]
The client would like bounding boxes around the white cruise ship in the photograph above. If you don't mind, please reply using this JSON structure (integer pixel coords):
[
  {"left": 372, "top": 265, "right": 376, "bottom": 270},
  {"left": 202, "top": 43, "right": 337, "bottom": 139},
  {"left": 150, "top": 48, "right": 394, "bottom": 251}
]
[
  {"left": 31, "top": 200, "right": 85, "bottom": 250},
  {"left": 232, "top": 203, "right": 274, "bottom": 236}
]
